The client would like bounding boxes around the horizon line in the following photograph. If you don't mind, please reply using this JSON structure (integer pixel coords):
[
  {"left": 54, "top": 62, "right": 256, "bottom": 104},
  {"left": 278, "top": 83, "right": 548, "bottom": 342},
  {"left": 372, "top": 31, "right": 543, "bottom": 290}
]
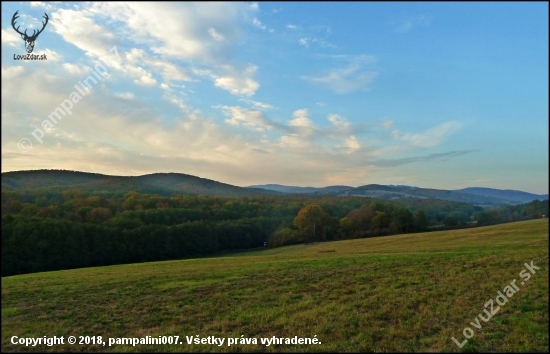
[{"left": 2, "top": 168, "right": 548, "bottom": 195}]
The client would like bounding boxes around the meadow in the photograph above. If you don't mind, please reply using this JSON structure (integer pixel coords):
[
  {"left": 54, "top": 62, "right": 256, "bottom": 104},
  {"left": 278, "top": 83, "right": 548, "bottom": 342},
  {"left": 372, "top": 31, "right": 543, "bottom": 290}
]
[{"left": 2, "top": 219, "right": 548, "bottom": 352}]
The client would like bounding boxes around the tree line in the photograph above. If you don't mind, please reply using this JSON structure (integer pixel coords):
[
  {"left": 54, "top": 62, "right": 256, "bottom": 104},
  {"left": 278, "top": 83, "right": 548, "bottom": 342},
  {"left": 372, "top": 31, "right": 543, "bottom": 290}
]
[{"left": 1, "top": 188, "right": 547, "bottom": 276}]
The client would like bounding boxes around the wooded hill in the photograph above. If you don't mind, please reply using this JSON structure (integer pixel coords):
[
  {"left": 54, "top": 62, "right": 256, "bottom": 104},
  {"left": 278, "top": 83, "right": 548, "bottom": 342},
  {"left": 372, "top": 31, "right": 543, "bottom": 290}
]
[
  {"left": 251, "top": 183, "right": 548, "bottom": 206},
  {"left": 2, "top": 170, "right": 276, "bottom": 197},
  {"left": 4, "top": 170, "right": 546, "bottom": 205}
]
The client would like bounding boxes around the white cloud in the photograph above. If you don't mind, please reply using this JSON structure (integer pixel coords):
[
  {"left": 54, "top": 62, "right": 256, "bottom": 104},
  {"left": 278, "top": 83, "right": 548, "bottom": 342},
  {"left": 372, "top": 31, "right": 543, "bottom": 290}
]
[
  {"left": 143, "top": 58, "right": 192, "bottom": 83},
  {"left": 42, "top": 49, "right": 62, "bottom": 61},
  {"left": 30, "top": 1, "right": 53, "bottom": 10},
  {"left": 325, "top": 114, "right": 371, "bottom": 138},
  {"left": 134, "top": 74, "right": 157, "bottom": 86},
  {"left": 1, "top": 66, "right": 469, "bottom": 188},
  {"left": 279, "top": 134, "right": 310, "bottom": 149},
  {"left": 88, "top": 2, "right": 252, "bottom": 61},
  {"left": 310, "top": 37, "right": 336, "bottom": 49},
  {"left": 62, "top": 63, "right": 89, "bottom": 75},
  {"left": 252, "top": 18, "right": 266, "bottom": 30},
  {"left": 345, "top": 136, "right": 361, "bottom": 152},
  {"left": 213, "top": 65, "right": 259, "bottom": 96},
  {"left": 208, "top": 27, "right": 225, "bottom": 41},
  {"left": 221, "top": 106, "right": 273, "bottom": 131},
  {"left": 2, "top": 69, "right": 253, "bottom": 169},
  {"left": 393, "top": 121, "right": 461, "bottom": 148},
  {"left": 277, "top": 109, "right": 317, "bottom": 149},
  {"left": 239, "top": 99, "right": 274, "bottom": 110},
  {"left": 286, "top": 24, "right": 297, "bottom": 29},
  {"left": 115, "top": 92, "right": 134, "bottom": 100},
  {"left": 1, "top": 29, "right": 21, "bottom": 47},
  {"left": 118, "top": 49, "right": 191, "bottom": 87},
  {"left": 394, "top": 14, "right": 432, "bottom": 33},
  {"left": 50, "top": 3, "right": 259, "bottom": 96},
  {"left": 1, "top": 66, "right": 25, "bottom": 79},
  {"left": 328, "top": 114, "right": 349, "bottom": 129},
  {"left": 51, "top": 8, "right": 117, "bottom": 63},
  {"left": 304, "top": 56, "right": 378, "bottom": 94},
  {"left": 289, "top": 109, "right": 314, "bottom": 129},
  {"left": 218, "top": 107, "right": 373, "bottom": 145},
  {"left": 167, "top": 96, "right": 186, "bottom": 109},
  {"left": 125, "top": 48, "right": 145, "bottom": 64},
  {"left": 298, "top": 37, "right": 336, "bottom": 49}
]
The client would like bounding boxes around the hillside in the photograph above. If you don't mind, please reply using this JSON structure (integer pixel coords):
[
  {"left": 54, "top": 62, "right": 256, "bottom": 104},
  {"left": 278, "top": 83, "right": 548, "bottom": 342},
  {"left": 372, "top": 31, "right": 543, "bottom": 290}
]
[
  {"left": 345, "top": 184, "right": 509, "bottom": 205},
  {"left": 1, "top": 219, "right": 548, "bottom": 352},
  {"left": 248, "top": 184, "right": 353, "bottom": 194},
  {"left": 457, "top": 187, "right": 549, "bottom": 204},
  {"left": 252, "top": 183, "right": 547, "bottom": 206},
  {"left": 4, "top": 170, "right": 546, "bottom": 205},
  {"left": 1, "top": 170, "right": 276, "bottom": 197}
]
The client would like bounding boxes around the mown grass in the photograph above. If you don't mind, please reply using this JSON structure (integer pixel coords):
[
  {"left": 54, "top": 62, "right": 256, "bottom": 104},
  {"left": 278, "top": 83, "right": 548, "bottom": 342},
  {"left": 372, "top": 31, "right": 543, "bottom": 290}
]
[{"left": 2, "top": 219, "right": 548, "bottom": 352}]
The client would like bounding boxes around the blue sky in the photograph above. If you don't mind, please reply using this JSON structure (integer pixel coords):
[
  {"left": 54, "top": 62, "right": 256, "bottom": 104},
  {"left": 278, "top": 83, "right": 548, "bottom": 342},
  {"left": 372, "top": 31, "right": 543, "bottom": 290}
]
[{"left": 1, "top": 2, "right": 548, "bottom": 193}]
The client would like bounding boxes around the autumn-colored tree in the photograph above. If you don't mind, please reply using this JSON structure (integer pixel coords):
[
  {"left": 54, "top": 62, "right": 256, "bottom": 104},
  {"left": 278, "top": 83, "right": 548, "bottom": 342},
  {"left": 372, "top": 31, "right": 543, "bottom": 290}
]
[
  {"left": 20, "top": 203, "right": 39, "bottom": 216},
  {"left": 36, "top": 206, "right": 61, "bottom": 218},
  {"left": 338, "top": 217, "right": 353, "bottom": 239},
  {"left": 86, "top": 196, "right": 103, "bottom": 208},
  {"left": 76, "top": 206, "right": 94, "bottom": 221},
  {"left": 293, "top": 204, "right": 330, "bottom": 243},
  {"left": 5, "top": 199, "right": 23, "bottom": 214},
  {"left": 345, "top": 204, "right": 375, "bottom": 237},
  {"left": 62, "top": 189, "right": 82, "bottom": 202},
  {"left": 269, "top": 227, "right": 300, "bottom": 247},
  {"left": 372, "top": 211, "right": 392, "bottom": 236},
  {"left": 88, "top": 207, "right": 113, "bottom": 223},
  {"left": 122, "top": 197, "right": 139, "bottom": 211}
]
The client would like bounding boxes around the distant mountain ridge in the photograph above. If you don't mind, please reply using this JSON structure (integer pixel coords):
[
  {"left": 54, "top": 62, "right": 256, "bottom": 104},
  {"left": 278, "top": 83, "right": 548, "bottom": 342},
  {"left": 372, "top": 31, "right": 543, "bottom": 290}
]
[
  {"left": 2, "top": 170, "right": 547, "bottom": 205},
  {"left": 1, "top": 170, "right": 277, "bottom": 197},
  {"left": 249, "top": 183, "right": 548, "bottom": 206},
  {"left": 456, "top": 187, "right": 548, "bottom": 204},
  {"left": 247, "top": 184, "right": 353, "bottom": 194}
]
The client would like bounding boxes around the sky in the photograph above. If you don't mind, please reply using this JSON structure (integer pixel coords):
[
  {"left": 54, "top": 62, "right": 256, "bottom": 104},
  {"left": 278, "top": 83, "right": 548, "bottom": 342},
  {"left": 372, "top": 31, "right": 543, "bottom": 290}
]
[{"left": 1, "top": 2, "right": 548, "bottom": 194}]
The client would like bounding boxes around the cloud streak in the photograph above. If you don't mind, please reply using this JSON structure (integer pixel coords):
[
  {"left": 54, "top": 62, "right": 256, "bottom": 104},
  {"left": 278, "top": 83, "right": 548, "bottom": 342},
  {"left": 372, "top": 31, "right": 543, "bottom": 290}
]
[
  {"left": 393, "top": 14, "right": 432, "bottom": 33},
  {"left": 371, "top": 150, "right": 476, "bottom": 167},
  {"left": 303, "top": 55, "right": 378, "bottom": 94},
  {"left": 392, "top": 121, "right": 461, "bottom": 148}
]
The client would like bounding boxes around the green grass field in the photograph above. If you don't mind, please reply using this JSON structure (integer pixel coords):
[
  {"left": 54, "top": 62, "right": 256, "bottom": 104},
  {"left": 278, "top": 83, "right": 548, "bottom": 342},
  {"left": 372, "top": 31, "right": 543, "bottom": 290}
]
[{"left": 2, "top": 219, "right": 548, "bottom": 352}]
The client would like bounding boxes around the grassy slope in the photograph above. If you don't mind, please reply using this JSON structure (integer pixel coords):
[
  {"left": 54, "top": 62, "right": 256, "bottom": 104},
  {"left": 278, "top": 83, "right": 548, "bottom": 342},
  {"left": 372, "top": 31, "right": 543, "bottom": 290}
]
[{"left": 2, "top": 219, "right": 548, "bottom": 352}]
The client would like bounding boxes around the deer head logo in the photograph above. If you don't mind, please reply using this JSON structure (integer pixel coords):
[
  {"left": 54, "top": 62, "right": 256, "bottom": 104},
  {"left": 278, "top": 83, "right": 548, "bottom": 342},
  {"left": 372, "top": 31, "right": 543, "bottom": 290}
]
[{"left": 12, "top": 11, "right": 49, "bottom": 54}]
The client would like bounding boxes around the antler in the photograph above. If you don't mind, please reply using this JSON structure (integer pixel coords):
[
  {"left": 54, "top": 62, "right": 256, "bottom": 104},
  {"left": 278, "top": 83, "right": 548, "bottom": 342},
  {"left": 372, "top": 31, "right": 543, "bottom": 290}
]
[
  {"left": 11, "top": 10, "right": 26, "bottom": 37},
  {"left": 11, "top": 11, "right": 48, "bottom": 39},
  {"left": 33, "top": 13, "right": 49, "bottom": 38}
]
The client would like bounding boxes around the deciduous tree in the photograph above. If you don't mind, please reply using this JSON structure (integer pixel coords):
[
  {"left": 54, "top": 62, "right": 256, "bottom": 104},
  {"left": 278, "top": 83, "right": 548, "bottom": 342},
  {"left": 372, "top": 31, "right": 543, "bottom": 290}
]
[{"left": 293, "top": 204, "right": 330, "bottom": 243}]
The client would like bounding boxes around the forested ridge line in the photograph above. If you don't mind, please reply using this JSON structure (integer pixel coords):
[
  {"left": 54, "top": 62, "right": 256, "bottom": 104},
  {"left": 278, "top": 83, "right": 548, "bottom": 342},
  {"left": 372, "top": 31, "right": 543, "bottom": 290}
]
[{"left": 2, "top": 188, "right": 547, "bottom": 276}]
